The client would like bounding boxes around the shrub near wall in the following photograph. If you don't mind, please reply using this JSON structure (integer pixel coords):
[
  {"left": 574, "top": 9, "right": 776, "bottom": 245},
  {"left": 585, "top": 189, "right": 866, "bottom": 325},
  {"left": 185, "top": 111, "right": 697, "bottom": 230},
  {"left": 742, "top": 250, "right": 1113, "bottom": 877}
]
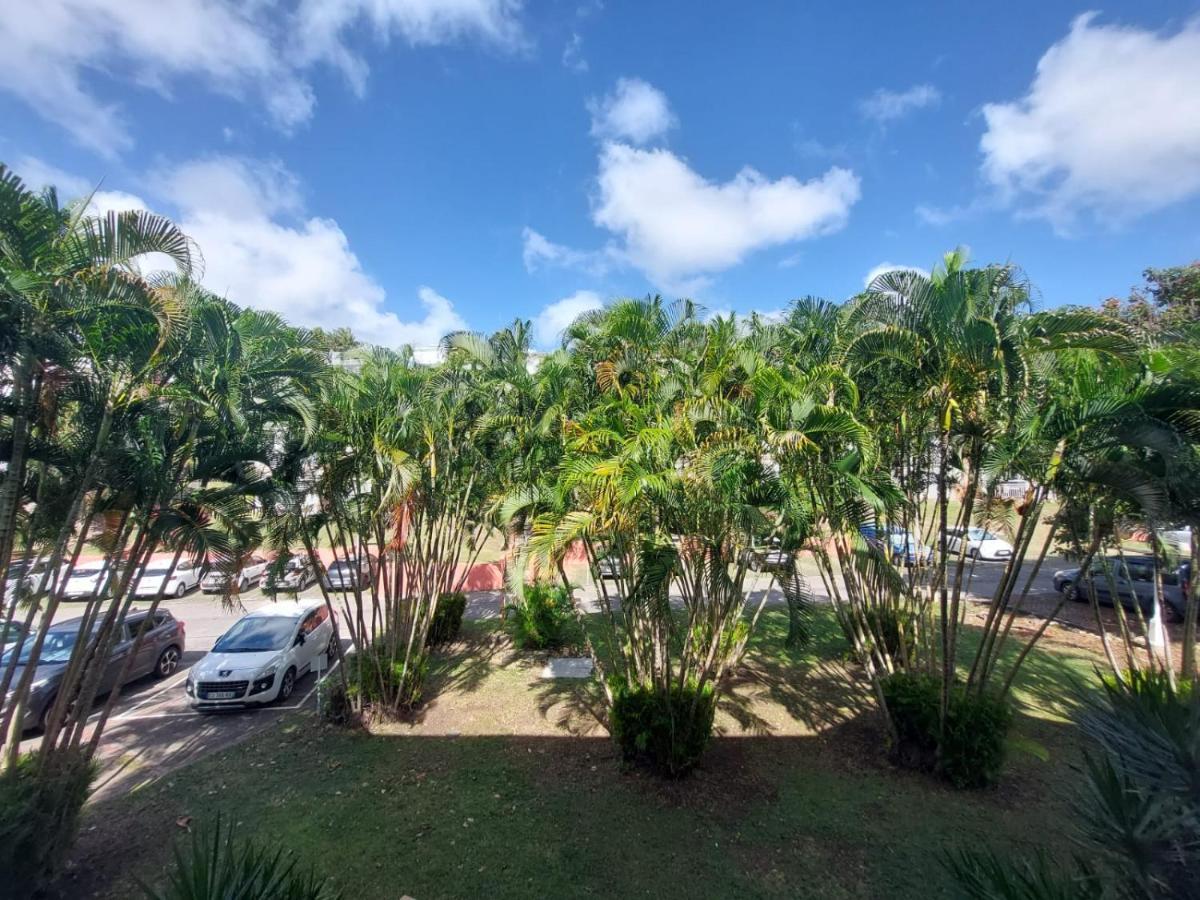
[{"left": 882, "top": 672, "right": 1013, "bottom": 788}]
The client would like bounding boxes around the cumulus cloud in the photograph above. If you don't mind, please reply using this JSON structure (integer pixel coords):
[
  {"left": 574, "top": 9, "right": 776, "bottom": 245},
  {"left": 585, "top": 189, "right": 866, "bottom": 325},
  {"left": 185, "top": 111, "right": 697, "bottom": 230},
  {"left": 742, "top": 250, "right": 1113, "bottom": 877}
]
[
  {"left": 863, "top": 262, "right": 929, "bottom": 288},
  {"left": 588, "top": 78, "right": 676, "bottom": 145},
  {"left": 980, "top": 13, "right": 1200, "bottom": 228},
  {"left": 0, "top": 0, "right": 525, "bottom": 154},
  {"left": 24, "top": 154, "right": 469, "bottom": 348},
  {"left": 533, "top": 290, "right": 603, "bottom": 347},
  {"left": 859, "top": 84, "right": 941, "bottom": 124},
  {"left": 591, "top": 142, "right": 861, "bottom": 289}
]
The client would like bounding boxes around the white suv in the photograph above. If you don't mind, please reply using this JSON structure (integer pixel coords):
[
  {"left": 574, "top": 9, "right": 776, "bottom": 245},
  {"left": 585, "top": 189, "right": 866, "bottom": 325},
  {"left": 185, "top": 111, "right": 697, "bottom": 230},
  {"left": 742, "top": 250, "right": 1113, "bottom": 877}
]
[{"left": 186, "top": 601, "right": 336, "bottom": 709}]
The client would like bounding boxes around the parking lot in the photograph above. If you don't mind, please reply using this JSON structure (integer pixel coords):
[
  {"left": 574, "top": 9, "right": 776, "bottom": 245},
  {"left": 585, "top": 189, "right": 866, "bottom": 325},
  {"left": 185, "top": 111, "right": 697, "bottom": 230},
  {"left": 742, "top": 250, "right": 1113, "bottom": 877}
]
[
  {"left": 13, "top": 552, "right": 1158, "bottom": 801},
  {"left": 24, "top": 586, "right": 344, "bottom": 800}
]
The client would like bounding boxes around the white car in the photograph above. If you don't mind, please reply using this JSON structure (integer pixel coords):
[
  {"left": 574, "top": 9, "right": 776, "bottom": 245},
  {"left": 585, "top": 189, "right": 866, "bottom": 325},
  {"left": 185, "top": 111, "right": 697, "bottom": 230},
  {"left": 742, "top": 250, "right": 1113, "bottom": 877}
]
[
  {"left": 947, "top": 526, "right": 1014, "bottom": 561},
  {"left": 1162, "top": 527, "right": 1192, "bottom": 557},
  {"left": 186, "top": 601, "right": 336, "bottom": 709},
  {"left": 132, "top": 560, "right": 204, "bottom": 598},
  {"left": 200, "top": 555, "right": 269, "bottom": 593},
  {"left": 60, "top": 560, "right": 120, "bottom": 600}
]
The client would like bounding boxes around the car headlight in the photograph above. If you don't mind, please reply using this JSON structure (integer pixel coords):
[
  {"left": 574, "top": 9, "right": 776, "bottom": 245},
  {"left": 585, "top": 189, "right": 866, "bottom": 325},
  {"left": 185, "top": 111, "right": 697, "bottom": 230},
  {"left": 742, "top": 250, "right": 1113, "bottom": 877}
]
[{"left": 256, "top": 664, "right": 278, "bottom": 679}]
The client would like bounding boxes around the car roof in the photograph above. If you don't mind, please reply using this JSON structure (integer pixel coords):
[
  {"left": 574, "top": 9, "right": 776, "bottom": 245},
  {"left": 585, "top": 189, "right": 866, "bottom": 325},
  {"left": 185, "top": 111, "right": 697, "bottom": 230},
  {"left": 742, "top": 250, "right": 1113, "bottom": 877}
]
[
  {"left": 244, "top": 600, "right": 323, "bottom": 619},
  {"left": 50, "top": 608, "right": 157, "bottom": 632}
]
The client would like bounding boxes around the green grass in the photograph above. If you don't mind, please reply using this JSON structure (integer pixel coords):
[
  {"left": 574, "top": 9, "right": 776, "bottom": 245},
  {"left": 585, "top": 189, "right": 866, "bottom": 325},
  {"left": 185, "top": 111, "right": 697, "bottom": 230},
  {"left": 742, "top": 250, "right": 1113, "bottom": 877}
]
[{"left": 64, "top": 609, "right": 1098, "bottom": 900}]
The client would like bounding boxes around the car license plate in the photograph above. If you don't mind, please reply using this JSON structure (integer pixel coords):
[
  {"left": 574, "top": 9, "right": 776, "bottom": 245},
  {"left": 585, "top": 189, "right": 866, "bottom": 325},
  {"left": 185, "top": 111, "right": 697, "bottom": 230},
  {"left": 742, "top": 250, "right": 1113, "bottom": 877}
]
[{"left": 208, "top": 691, "right": 236, "bottom": 699}]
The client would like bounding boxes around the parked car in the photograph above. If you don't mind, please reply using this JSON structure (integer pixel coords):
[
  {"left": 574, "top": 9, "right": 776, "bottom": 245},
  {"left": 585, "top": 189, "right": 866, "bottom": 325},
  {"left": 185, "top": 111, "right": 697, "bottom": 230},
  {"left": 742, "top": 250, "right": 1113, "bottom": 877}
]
[
  {"left": 596, "top": 554, "right": 625, "bottom": 579},
  {"left": 60, "top": 560, "right": 121, "bottom": 600},
  {"left": 739, "top": 544, "right": 793, "bottom": 572},
  {"left": 1, "top": 621, "right": 28, "bottom": 652},
  {"left": 186, "top": 601, "right": 336, "bottom": 709},
  {"left": 322, "top": 554, "right": 375, "bottom": 592},
  {"left": 200, "top": 556, "right": 270, "bottom": 594},
  {"left": 3, "top": 555, "right": 49, "bottom": 601},
  {"left": 263, "top": 557, "right": 317, "bottom": 595},
  {"left": 1053, "top": 555, "right": 1187, "bottom": 618},
  {"left": 861, "top": 525, "right": 933, "bottom": 566},
  {"left": 946, "top": 526, "right": 1014, "bottom": 561},
  {"left": 1, "top": 608, "right": 185, "bottom": 732},
  {"left": 132, "top": 560, "right": 205, "bottom": 598},
  {"left": 1162, "top": 526, "right": 1193, "bottom": 557}
]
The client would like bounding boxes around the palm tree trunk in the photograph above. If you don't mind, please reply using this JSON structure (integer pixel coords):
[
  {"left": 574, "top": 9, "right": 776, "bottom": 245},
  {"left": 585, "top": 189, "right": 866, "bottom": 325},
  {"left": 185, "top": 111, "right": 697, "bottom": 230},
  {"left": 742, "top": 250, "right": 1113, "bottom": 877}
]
[{"left": 0, "top": 354, "right": 34, "bottom": 583}]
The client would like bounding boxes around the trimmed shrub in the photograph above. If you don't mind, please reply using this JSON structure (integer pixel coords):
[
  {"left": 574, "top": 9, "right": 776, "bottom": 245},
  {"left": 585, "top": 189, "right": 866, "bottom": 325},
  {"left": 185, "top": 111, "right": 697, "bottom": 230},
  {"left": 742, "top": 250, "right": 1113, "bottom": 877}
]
[
  {"left": 428, "top": 591, "right": 467, "bottom": 645},
  {"left": 344, "top": 642, "right": 430, "bottom": 711},
  {"left": 609, "top": 678, "right": 716, "bottom": 777},
  {"left": 144, "top": 813, "right": 342, "bottom": 899},
  {"left": 507, "top": 582, "right": 575, "bottom": 651},
  {"left": 882, "top": 671, "right": 1013, "bottom": 788},
  {"left": 0, "top": 749, "right": 96, "bottom": 896}
]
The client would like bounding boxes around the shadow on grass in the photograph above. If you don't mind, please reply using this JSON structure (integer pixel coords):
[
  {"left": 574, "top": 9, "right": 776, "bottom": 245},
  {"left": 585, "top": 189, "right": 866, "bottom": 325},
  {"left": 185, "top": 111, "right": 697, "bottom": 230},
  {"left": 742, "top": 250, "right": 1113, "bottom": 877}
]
[{"left": 62, "top": 707, "right": 1091, "bottom": 900}]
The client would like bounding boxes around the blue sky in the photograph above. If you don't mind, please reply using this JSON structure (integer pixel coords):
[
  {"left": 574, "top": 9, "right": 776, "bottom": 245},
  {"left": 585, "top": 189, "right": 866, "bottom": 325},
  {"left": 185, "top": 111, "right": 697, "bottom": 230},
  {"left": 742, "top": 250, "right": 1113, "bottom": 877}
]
[{"left": 2, "top": 1, "right": 1199, "bottom": 347}]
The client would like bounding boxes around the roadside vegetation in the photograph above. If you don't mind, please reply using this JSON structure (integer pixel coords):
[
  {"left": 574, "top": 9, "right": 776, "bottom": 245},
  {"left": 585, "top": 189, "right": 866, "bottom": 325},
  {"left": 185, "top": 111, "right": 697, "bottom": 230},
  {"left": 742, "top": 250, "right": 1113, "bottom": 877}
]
[{"left": 2, "top": 161, "right": 1199, "bottom": 898}]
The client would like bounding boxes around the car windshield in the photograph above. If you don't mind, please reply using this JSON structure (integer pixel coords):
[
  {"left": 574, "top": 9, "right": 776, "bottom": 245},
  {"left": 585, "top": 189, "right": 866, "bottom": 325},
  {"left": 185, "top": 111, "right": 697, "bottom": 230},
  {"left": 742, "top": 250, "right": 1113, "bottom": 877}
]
[
  {"left": 2, "top": 628, "right": 81, "bottom": 666},
  {"left": 142, "top": 567, "right": 170, "bottom": 576},
  {"left": 967, "top": 527, "right": 995, "bottom": 540},
  {"left": 69, "top": 568, "right": 102, "bottom": 579},
  {"left": 330, "top": 560, "right": 357, "bottom": 571},
  {"left": 284, "top": 559, "right": 304, "bottom": 571},
  {"left": 212, "top": 616, "right": 296, "bottom": 653}
]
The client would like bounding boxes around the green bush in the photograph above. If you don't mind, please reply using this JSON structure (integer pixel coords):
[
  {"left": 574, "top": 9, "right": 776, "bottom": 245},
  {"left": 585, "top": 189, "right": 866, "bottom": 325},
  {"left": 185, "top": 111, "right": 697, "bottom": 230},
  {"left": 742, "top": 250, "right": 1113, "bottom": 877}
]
[
  {"left": 0, "top": 749, "right": 96, "bottom": 896},
  {"left": 144, "top": 813, "right": 342, "bottom": 900},
  {"left": 506, "top": 582, "right": 575, "bottom": 650},
  {"left": 608, "top": 678, "right": 716, "bottom": 777},
  {"left": 428, "top": 591, "right": 467, "bottom": 645},
  {"left": 882, "top": 672, "right": 1013, "bottom": 788},
  {"left": 841, "top": 604, "right": 916, "bottom": 661},
  {"left": 344, "top": 642, "right": 430, "bottom": 711}
]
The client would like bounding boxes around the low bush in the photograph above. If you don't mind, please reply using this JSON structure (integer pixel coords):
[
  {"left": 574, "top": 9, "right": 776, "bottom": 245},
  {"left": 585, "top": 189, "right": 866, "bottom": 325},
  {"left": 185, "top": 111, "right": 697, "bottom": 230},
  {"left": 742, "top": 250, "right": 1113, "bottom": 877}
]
[
  {"left": 144, "top": 813, "right": 342, "bottom": 899},
  {"left": 428, "top": 591, "right": 467, "bottom": 645},
  {"left": 841, "top": 604, "right": 916, "bottom": 661},
  {"left": 882, "top": 671, "right": 1013, "bottom": 788},
  {"left": 608, "top": 678, "right": 716, "bottom": 777},
  {"left": 344, "top": 642, "right": 430, "bottom": 711},
  {"left": 506, "top": 582, "right": 575, "bottom": 651},
  {"left": 0, "top": 749, "right": 96, "bottom": 896}
]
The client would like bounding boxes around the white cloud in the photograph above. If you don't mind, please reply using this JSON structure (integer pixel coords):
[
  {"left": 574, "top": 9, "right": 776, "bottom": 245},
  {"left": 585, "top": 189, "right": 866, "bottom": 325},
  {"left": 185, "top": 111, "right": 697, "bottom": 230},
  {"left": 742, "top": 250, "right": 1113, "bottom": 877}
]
[
  {"left": 0, "top": 0, "right": 525, "bottom": 155},
  {"left": 562, "top": 32, "right": 588, "bottom": 73},
  {"left": 293, "top": 0, "right": 527, "bottom": 94},
  {"left": 980, "top": 14, "right": 1200, "bottom": 229},
  {"left": 859, "top": 84, "right": 941, "bottom": 124},
  {"left": 588, "top": 78, "right": 676, "bottom": 145},
  {"left": 16, "top": 153, "right": 470, "bottom": 347},
  {"left": 863, "top": 262, "right": 929, "bottom": 288},
  {"left": 591, "top": 142, "right": 861, "bottom": 289},
  {"left": 533, "top": 290, "right": 603, "bottom": 347},
  {"left": 521, "top": 227, "right": 613, "bottom": 275}
]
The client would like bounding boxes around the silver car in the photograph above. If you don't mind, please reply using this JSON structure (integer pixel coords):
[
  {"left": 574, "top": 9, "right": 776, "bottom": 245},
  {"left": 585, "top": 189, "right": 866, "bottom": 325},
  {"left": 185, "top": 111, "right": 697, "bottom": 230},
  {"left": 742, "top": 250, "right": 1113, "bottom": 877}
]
[{"left": 1, "top": 608, "right": 185, "bottom": 732}]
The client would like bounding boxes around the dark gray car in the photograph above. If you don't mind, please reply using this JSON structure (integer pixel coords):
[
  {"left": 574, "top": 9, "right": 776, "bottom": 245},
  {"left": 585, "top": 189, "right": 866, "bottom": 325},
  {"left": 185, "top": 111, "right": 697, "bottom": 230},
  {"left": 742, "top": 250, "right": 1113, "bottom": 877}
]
[
  {"left": 1, "top": 608, "right": 185, "bottom": 732},
  {"left": 1053, "top": 555, "right": 1187, "bottom": 619}
]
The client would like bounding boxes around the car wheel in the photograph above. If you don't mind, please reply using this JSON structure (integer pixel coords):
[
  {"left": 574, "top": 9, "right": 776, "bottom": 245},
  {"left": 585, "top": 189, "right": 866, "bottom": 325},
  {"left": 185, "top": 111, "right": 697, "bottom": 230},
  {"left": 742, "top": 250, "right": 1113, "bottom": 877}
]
[
  {"left": 238, "top": 576, "right": 249, "bottom": 593},
  {"left": 1062, "top": 581, "right": 1079, "bottom": 602},
  {"left": 325, "top": 638, "right": 338, "bottom": 667},
  {"left": 277, "top": 667, "right": 296, "bottom": 703},
  {"left": 38, "top": 694, "right": 58, "bottom": 732},
  {"left": 967, "top": 547, "right": 978, "bottom": 559},
  {"left": 175, "top": 581, "right": 187, "bottom": 598},
  {"left": 155, "top": 645, "right": 181, "bottom": 678}
]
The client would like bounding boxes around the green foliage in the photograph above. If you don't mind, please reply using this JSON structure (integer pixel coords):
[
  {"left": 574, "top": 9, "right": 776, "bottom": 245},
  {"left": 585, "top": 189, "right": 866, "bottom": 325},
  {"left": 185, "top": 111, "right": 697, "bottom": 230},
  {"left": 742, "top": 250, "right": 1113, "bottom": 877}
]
[
  {"left": 144, "top": 814, "right": 342, "bottom": 900},
  {"left": 882, "top": 672, "right": 1013, "bottom": 788},
  {"left": 608, "top": 678, "right": 716, "bottom": 777},
  {"left": 841, "top": 604, "right": 916, "bottom": 661},
  {"left": 0, "top": 750, "right": 96, "bottom": 896},
  {"left": 506, "top": 582, "right": 575, "bottom": 651},
  {"left": 943, "top": 847, "right": 1103, "bottom": 900},
  {"left": 345, "top": 642, "right": 430, "bottom": 711},
  {"left": 428, "top": 591, "right": 467, "bottom": 645}
]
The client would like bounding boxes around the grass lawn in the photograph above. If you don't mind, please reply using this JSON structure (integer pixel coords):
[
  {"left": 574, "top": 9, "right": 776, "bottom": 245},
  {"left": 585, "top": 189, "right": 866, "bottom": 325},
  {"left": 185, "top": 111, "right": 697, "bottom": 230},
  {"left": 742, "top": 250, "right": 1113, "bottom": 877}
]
[{"left": 58, "top": 609, "right": 1100, "bottom": 900}]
